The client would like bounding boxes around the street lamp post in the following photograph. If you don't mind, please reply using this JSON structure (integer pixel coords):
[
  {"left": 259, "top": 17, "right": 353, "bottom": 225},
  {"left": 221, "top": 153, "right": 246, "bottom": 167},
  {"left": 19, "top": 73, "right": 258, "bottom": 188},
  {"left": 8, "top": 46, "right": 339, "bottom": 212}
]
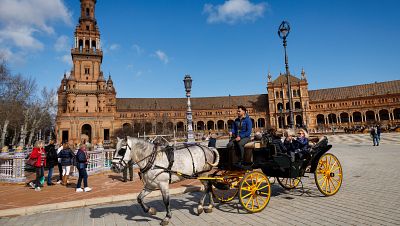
[
  {"left": 278, "top": 21, "right": 294, "bottom": 129},
  {"left": 183, "top": 75, "right": 195, "bottom": 143}
]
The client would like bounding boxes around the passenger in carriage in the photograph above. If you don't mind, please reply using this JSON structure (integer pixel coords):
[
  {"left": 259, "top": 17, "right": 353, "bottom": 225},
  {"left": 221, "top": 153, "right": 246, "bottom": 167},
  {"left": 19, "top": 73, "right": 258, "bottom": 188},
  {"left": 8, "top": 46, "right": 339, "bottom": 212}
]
[
  {"left": 227, "top": 105, "right": 252, "bottom": 166},
  {"left": 283, "top": 129, "right": 310, "bottom": 161}
]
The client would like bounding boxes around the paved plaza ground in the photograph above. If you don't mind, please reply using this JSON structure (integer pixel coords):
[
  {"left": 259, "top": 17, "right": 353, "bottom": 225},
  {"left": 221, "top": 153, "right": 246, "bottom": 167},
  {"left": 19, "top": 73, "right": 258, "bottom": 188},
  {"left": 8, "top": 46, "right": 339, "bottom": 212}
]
[{"left": 0, "top": 133, "right": 400, "bottom": 225}]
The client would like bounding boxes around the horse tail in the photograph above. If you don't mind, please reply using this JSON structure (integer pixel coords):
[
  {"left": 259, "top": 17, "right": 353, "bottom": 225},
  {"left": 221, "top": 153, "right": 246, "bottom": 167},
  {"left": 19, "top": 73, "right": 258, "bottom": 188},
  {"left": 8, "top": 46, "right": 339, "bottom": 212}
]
[{"left": 207, "top": 147, "right": 219, "bottom": 167}]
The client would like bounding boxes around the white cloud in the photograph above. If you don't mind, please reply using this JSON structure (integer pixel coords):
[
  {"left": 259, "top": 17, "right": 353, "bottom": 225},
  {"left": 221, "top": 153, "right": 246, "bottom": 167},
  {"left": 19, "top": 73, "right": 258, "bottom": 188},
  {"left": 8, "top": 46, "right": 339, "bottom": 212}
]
[
  {"left": 61, "top": 54, "right": 72, "bottom": 66},
  {"left": 54, "top": 35, "right": 69, "bottom": 52},
  {"left": 0, "top": 0, "right": 71, "bottom": 63},
  {"left": 109, "top": 44, "right": 120, "bottom": 51},
  {"left": 132, "top": 44, "right": 143, "bottom": 55},
  {"left": 155, "top": 50, "right": 169, "bottom": 64},
  {"left": 0, "top": 48, "right": 26, "bottom": 65},
  {"left": 203, "top": 0, "right": 267, "bottom": 24}
]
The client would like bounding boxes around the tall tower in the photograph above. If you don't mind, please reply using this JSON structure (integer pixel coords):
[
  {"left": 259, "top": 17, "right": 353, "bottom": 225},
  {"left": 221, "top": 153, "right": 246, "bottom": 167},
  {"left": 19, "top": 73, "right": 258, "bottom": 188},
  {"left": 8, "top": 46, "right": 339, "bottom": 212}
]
[{"left": 56, "top": 0, "right": 116, "bottom": 145}]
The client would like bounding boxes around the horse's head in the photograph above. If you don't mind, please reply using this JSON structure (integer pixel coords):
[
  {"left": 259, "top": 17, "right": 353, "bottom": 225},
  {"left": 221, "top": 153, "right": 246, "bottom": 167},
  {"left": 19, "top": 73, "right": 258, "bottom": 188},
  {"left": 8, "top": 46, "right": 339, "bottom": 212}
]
[{"left": 111, "top": 137, "right": 132, "bottom": 173}]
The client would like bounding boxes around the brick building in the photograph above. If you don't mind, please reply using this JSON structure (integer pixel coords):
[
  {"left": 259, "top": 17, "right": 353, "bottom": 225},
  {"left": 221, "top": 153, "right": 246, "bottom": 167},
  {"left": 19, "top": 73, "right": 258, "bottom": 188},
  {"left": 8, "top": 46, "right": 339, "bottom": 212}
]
[{"left": 55, "top": 0, "right": 400, "bottom": 144}]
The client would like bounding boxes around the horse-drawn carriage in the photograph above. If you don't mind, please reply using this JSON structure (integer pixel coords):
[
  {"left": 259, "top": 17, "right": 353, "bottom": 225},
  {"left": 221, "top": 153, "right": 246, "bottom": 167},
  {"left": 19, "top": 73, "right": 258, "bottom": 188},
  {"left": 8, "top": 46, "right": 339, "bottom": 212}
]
[
  {"left": 199, "top": 134, "right": 343, "bottom": 213},
  {"left": 112, "top": 133, "right": 343, "bottom": 225}
]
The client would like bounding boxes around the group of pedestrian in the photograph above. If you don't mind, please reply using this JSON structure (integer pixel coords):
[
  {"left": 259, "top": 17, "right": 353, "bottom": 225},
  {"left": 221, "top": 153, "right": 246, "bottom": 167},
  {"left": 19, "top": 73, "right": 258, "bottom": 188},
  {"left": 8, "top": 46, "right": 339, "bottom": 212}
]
[
  {"left": 370, "top": 125, "right": 381, "bottom": 146},
  {"left": 28, "top": 139, "right": 92, "bottom": 192}
]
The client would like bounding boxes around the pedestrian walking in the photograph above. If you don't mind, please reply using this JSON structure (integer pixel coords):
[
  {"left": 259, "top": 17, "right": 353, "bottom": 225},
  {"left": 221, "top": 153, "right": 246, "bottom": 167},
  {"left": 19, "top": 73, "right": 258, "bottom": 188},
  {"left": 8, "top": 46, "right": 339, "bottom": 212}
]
[
  {"left": 45, "top": 139, "right": 57, "bottom": 186},
  {"left": 28, "top": 140, "right": 46, "bottom": 191},
  {"left": 58, "top": 142, "right": 75, "bottom": 186},
  {"left": 376, "top": 124, "right": 381, "bottom": 141},
  {"left": 370, "top": 126, "right": 379, "bottom": 146},
  {"left": 56, "top": 142, "right": 64, "bottom": 184},
  {"left": 75, "top": 144, "right": 92, "bottom": 192},
  {"left": 122, "top": 160, "right": 134, "bottom": 182}
]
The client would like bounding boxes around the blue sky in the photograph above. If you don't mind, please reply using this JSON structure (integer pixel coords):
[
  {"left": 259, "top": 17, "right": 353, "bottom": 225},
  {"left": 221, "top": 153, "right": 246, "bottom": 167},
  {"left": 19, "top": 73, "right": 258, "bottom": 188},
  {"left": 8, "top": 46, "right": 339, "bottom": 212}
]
[{"left": 0, "top": 0, "right": 399, "bottom": 98}]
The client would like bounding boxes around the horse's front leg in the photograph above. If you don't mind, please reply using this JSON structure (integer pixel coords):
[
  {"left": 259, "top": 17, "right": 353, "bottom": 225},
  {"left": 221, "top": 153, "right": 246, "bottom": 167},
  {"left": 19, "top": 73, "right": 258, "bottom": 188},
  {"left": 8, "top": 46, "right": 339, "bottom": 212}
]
[
  {"left": 137, "top": 187, "right": 157, "bottom": 215},
  {"left": 197, "top": 180, "right": 209, "bottom": 215},
  {"left": 159, "top": 182, "right": 171, "bottom": 225}
]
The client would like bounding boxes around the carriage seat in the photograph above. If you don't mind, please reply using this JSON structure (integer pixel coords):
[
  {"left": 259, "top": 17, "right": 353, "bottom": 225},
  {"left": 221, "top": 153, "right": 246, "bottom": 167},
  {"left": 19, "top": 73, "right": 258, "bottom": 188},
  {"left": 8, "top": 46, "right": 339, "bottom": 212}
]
[{"left": 244, "top": 141, "right": 261, "bottom": 149}]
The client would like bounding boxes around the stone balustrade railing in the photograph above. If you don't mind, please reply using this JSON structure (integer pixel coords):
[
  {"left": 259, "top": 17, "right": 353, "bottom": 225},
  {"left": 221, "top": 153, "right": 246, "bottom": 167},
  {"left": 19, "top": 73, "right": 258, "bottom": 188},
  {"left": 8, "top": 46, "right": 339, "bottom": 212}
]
[{"left": 0, "top": 147, "right": 115, "bottom": 183}]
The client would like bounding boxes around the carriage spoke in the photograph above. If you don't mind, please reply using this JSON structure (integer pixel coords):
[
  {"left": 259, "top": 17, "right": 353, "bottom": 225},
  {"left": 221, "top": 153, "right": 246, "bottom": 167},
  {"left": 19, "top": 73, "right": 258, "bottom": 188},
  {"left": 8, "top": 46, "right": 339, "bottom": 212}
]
[
  {"left": 241, "top": 192, "right": 252, "bottom": 199},
  {"left": 258, "top": 184, "right": 269, "bottom": 190},
  {"left": 330, "top": 161, "right": 337, "bottom": 171},
  {"left": 245, "top": 195, "right": 253, "bottom": 207}
]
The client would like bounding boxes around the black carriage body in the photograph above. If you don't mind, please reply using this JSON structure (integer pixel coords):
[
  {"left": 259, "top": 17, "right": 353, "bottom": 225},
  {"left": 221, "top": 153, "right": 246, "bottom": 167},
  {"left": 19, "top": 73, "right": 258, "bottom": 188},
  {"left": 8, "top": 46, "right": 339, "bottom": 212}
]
[{"left": 216, "top": 139, "right": 332, "bottom": 179}]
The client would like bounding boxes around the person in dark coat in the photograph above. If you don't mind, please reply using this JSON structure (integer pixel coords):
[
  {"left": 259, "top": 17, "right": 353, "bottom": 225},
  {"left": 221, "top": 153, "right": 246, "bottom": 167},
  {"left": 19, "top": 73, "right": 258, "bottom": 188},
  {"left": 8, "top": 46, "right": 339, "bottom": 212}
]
[
  {"left": 45, "top": 139, "right": 57, "bottom": 186},
  {"left": 75, "top": 144, "right": 92, "bottom": 192},
  {"left": 57, "top": 143, "right": 75, "bottom": 185}
]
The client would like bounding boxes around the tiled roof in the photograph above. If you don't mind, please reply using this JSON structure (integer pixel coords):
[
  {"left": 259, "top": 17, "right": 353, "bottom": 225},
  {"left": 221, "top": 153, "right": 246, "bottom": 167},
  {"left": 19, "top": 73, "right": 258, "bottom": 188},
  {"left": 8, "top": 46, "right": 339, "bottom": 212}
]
[
  {"left": 116, "top": 94, "right": 268, "bottom": 111},
  {"left": 271, "top": 74, "right": 302, "bottom": 85},
  {"left": 309, "top": 80, "right": 400, "bottom": 102}
]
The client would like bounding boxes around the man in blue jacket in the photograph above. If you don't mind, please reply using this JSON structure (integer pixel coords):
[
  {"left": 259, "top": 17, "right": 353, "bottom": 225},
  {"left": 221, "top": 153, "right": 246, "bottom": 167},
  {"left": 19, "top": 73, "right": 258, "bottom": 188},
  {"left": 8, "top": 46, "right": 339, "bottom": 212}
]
[{"left": 227, "top": 105, "right": 252, "bottom": 166}]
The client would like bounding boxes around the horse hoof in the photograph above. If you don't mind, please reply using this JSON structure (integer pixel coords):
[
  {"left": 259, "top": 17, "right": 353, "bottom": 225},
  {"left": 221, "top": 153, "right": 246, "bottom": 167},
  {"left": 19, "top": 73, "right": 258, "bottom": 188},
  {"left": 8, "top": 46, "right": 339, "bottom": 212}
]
[
  {"left": 197, "top": 205, "right": 204, "bottom": 215},
  {"left": 148, "top": 207, "right": 157, "bottom": 215},
  {"left": 161, "top": 219, "right": 169, "bottom": 225},
  {"left": 204, "top": 208, "right": 213, "bottom": 213}
]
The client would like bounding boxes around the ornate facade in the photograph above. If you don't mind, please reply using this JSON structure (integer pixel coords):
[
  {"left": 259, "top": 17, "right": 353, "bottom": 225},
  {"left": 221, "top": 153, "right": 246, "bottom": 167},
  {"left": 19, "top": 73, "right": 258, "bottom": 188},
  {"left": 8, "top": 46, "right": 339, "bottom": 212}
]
[{"left": 55, "top": 0, "right": 400, "bottom": 144}]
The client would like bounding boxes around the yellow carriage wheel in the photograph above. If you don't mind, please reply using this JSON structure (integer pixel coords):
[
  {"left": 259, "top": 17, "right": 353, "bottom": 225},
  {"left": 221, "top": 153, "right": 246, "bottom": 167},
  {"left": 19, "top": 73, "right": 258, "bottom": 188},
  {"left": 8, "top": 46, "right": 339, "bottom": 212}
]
[
  {"left": 211, "top": 171, "right": 239, "bottom": 203},
  {"left": 277, "top": 177, "right": 301, "bottom": 190},
  {"left": 314, "top": 153, "right": 343, "bottom": 196},
  {"left": 239, "top": 171, "right": 271, "bottom": 213}
]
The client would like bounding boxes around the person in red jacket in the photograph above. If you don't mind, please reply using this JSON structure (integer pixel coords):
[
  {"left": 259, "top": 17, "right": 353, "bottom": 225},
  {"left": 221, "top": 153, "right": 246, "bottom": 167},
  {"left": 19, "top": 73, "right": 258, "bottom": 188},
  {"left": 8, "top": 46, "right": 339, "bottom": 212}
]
[{"left": 28, "top": 140, "right": 46, "bottom": 191}]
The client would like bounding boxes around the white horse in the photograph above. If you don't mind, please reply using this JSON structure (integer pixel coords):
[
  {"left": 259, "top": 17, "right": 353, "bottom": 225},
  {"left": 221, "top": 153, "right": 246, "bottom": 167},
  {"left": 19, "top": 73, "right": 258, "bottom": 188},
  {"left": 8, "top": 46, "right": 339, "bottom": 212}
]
[{"left": 111, "top": 137, "right": 219, "bottom": 225}]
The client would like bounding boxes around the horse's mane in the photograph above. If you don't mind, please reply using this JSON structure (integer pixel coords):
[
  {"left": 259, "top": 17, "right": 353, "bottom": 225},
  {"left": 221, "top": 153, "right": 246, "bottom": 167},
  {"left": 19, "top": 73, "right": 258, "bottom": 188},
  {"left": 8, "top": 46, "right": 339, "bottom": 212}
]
[{"left": 127, "top": 137, "right": 154, "bottom": 154}]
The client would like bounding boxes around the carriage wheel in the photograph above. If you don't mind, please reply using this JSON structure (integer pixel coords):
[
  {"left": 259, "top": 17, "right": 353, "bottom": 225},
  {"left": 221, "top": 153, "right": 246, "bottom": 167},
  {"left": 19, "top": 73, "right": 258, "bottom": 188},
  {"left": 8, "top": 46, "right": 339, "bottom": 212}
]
[
  {"left": 239, "top": 171, "right": 271, "bottom": 213},
  {"left": 277, "top": 177, "right": 301, "bottom": 190},
  {"left": 211, "top": 172, "right": 239, "bottom": 203},
  {"left": 314, "top": 153, "right": 343, "bottom": 196}
]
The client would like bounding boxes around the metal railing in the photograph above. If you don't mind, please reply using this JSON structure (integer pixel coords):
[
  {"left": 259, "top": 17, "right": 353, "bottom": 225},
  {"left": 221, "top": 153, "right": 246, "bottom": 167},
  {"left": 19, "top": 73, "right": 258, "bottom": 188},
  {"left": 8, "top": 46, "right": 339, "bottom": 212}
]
[{"left": 0, "top": 147, "right": 115, "bottom": 183}]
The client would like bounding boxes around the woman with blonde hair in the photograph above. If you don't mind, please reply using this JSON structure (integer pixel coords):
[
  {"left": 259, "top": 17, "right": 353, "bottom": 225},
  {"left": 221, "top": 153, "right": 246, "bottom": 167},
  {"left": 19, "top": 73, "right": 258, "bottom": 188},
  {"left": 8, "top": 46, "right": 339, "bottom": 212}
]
[
  {"left": 57, "top": 142, "right": 75, "bottom": 185},
  {"left": 28, "top": 140, "right": 46, "bottom": 191}
]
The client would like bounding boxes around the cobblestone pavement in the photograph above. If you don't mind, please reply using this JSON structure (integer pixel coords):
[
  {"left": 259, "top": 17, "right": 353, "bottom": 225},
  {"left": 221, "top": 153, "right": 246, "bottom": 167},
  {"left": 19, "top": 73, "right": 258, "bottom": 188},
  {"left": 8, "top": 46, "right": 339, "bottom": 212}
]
[{"left": 1, "top": 142, "right": 400, "bottom": 226}]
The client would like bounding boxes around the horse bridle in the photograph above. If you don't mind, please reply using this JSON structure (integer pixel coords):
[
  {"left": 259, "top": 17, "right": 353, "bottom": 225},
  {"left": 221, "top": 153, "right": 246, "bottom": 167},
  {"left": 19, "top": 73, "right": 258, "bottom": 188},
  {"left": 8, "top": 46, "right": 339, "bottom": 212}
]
[{"left": 117, "top": 140, "right": 158, "bottom": 173}]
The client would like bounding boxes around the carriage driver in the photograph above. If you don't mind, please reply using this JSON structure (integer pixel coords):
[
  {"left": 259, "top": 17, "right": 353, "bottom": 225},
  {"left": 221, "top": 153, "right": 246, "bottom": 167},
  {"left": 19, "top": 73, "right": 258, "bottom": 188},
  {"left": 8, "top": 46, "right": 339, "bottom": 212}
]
[{"left": 227, "top": 105, "right": 252, "bottom": 166}]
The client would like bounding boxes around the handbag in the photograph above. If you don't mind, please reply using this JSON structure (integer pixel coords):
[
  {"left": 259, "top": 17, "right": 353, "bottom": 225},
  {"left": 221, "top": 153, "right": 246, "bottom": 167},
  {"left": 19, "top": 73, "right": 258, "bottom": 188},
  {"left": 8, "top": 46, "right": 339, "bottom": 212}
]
[{"left": 26, "top": 158, "right": 37, "bottom": 166}]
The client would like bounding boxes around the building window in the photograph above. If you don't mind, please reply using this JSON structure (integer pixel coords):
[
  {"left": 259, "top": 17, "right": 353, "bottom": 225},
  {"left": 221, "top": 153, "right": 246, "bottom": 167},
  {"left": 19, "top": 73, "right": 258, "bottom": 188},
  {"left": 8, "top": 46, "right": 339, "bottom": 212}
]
[
  {"left": 86, "top": 8, "right": 90, "bottom": 17},
  {"left": 85, "top": 68, "right": 90, "bottom": 74},
  {"left": 86, "top": 101, "right": 88, "bottom": 106}
]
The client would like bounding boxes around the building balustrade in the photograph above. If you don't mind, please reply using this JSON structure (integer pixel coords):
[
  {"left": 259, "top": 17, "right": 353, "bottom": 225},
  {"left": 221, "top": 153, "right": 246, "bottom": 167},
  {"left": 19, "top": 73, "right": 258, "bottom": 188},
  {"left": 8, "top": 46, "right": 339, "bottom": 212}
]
[{"left": 0, "top": 146, "right": 115, "bottom": 183}]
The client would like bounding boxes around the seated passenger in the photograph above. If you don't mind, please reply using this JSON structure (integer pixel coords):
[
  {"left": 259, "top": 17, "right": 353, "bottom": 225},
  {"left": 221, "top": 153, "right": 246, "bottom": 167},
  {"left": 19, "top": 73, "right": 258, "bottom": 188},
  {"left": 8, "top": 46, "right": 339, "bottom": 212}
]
[
  {"left": 227, "top": 105, "right": 252, "bottom": 166},
  {"left": 283, "top": 129, "right": 310, "bottom": 161},
  {"left": 267, "top": 128, "right": 286, "bottom": 154}
]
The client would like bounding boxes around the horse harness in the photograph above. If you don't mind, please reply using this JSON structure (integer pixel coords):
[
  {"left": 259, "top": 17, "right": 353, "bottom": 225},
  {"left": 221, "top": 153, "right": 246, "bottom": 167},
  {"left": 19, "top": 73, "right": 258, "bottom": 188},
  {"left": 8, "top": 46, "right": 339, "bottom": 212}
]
[{"left": 127, "top": 143, "right": 213, "bottom": 184}]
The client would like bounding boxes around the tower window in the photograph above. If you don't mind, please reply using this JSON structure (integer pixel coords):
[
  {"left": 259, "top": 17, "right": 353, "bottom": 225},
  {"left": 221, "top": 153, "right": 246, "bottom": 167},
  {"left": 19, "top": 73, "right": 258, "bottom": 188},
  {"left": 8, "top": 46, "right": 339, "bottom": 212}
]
[
  {"left": 86, "top": 101, "right": 88, "bottom": 106},
  {"left": 85, "top": 68, "right": 90, "bottom": 74},
  {"left": 86, "top": 8, "right": 90, "bottom": 17},
  {"left": 86, "top": 110, "right": 88, "bottom": 113},
  {"left": 86, "top": 25, "right": 89, "bottom": 30}
]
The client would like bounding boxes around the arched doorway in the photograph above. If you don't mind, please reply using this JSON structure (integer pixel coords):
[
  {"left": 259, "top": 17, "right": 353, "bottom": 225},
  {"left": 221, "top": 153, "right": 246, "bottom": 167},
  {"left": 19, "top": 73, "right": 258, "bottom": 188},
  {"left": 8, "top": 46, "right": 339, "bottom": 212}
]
[
  {"left": 177, "top": 122, "right": 184, "bottom": 132},
  {"left": 394, "top": 108, "right": 400, "bottom": 120},
  {"left": 197, "top": 121, "right": 205, "bottom": 131},
  {"left": 295, "top": 115, "right": 303, "bottom": 127},
  {"left": 250, "top": 118, "right": 255, "bottom": 128},
  {"left": 207, "top": 120, "right": 215, "bottom": 130},
  {"left": 353, "top": 112, "right": 362, "bottom": 122},
  {"left": 278, "top": 116, "right": 283, "bottom": 128},
  {"left": 217, "top": 120, "right": 224, "bottom": 130},
  {"left": 294, "top": 101, "right": 301, "bottom": 109},
  {"left": 379, "top": 109, "right": 389, "bottom": 121},
  {"left": 340, "top": 112, "right": 349, "bottom": 123},
  {"left": 316, "top": 114, "right": 325, "bottom": 125},
  {"left": 257, "top": 118, "right": 265, "bottom": 128},
  {"left": 366, "top": 111, "right": 375, "bottom": 122},
  {"left": 81, "top": 124, "right": 92, "bottom": 143},
  {"left": 328, "top": 113, "right": 337, "bottom": 124},
  {"left": 227, "top": 120, "right": 234, "bottom": 130}
]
